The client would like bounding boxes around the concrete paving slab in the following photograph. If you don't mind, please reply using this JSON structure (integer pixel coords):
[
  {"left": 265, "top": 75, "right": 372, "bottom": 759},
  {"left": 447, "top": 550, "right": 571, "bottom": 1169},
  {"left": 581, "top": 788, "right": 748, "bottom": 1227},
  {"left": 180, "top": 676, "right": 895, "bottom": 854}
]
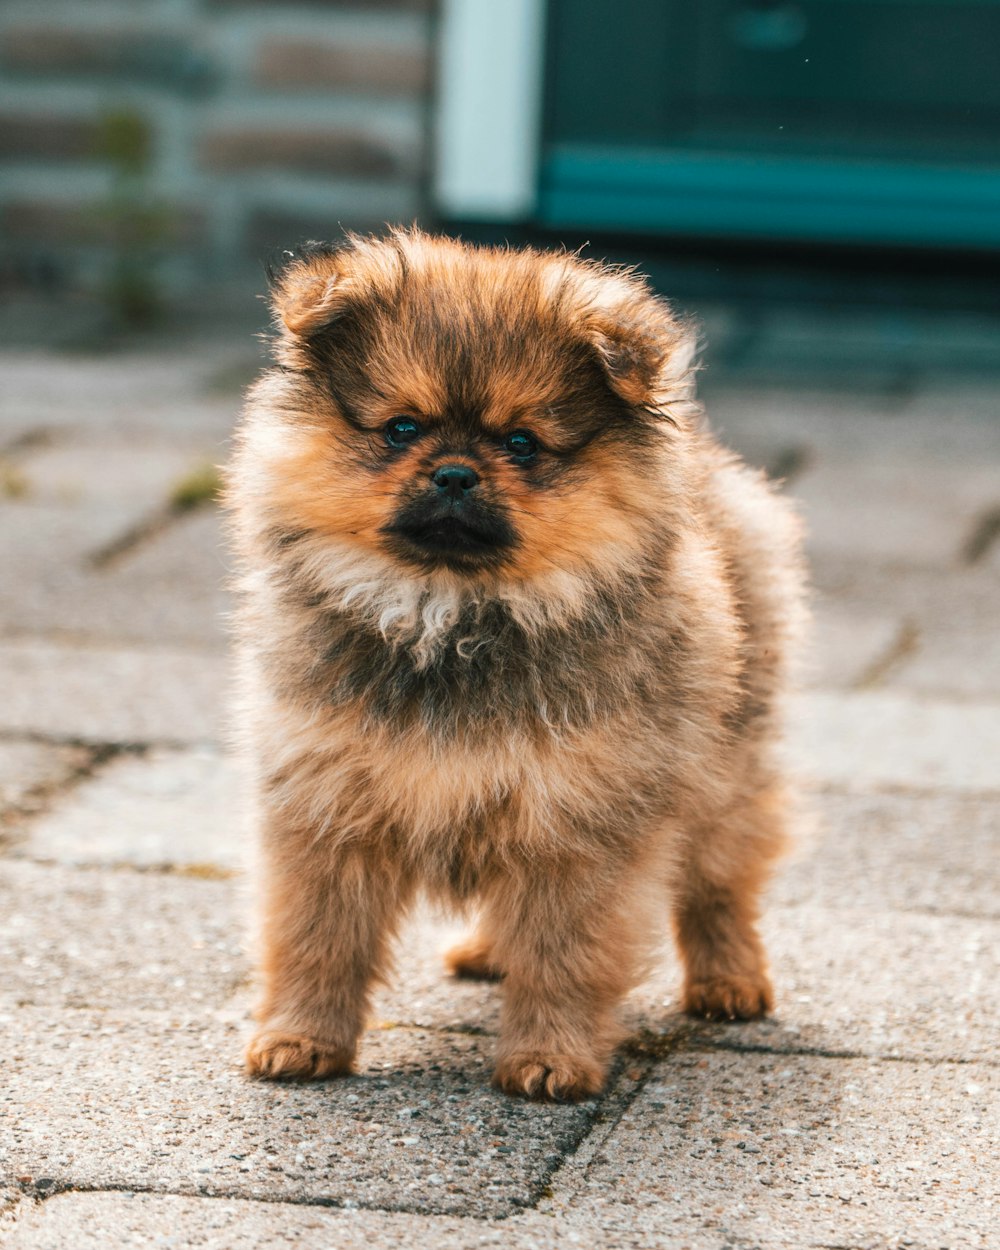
[
  {"left": 899, "top": 382, "right": 1000, "bottom": 424},
  {"left": 708, "top": 385, "right": 1000, "bottom": 471},
  {"left": 1, "top": 1011, "right": 607, "bottom": 1219},
  {"left": 85, "top": 509, "right": 231, "bottom": 650},
  {"left": 637, "top": 906, "right": 1000, "bottom": 1063},
  {"left": 777, "top": 786, "right": 1000, "bottom": 918},
  {"left": 0, "top": 500, "right": 142, "bottom": 638},
  {"left": 5, "top": 850, "right": 994, "bottom": 1066},
  {"left": 706, "top": 389, "right": 897, "bottom": 478},
  {"left": 796, "top": 459, "right": 999, "bottom": 567},
  {"left": 4, "top": 1195, "right": 450, "bottom": 1250},
  {"left": 2, "top": 1192, "right": 658, "bottom": 1250},
  {"left": 0, "top": 349, "right": 242, "bottom": 442},
  {"left": 0, "top": 862, "right": 245, "bottom": 1012},
  {"left": 0, "top": 1191, "right": 26, "bottom": 1248},
  {"left": 812, "top": 558, "right": 1000, "bottom": 634},
  {"left": 885, "top": 627, "right": 1000, "bottom": 700},
  {"left": 806, "top": 604, "right": 900, "bottom": 689},
  {"left": 0, "top": 741, "right": 89, "bottom": 819},
  {"left": 0, "top": 506, "right": 230, "bottom": 650},
  {"left": 787, "top": 689, "right": 1000, "bottom": 792},
  {"left": 547, "top": 1050, "right": 997, "bottom": 1250},
  {"left": 0, "top": 641, "right": 226, "bottom": 745},
  {"left": 20, "top": 749, "right": 246, "bottom": 871},
  {"left": 15, "top": 439, "right": 215, "bottom": 512}
]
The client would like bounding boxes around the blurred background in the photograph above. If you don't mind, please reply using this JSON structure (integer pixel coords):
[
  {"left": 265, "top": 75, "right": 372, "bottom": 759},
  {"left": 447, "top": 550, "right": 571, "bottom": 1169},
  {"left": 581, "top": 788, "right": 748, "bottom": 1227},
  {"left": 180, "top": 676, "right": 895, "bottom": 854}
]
[{"left": 1, "top": 0, "right": 999, "bottom": 366}]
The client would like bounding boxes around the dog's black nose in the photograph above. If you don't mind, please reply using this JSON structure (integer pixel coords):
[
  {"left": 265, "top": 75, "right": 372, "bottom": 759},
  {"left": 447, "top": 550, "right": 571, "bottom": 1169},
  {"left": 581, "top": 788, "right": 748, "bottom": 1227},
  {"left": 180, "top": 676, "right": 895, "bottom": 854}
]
[{"left": 432, "top": 464, "right": 479, "bottom": 499}]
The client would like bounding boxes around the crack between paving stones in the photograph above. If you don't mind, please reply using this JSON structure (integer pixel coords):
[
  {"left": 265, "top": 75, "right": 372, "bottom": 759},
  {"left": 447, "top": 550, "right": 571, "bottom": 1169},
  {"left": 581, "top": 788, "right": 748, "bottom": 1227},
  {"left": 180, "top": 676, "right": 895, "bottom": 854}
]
[
  {"left": 520, "top": 1029, "right": 696, "bottom": 1207},
  {"left": 815, "top": 778, "right": 1000, "bottom": 801},
  {"left": 0, "top": 727, "right": 219, "bottom": 752},
  {"left": 692, "top": 1037, "right": 992, "bottom": 1066},
  {"left": 0, "top": 742, "right": 133, "bottom": 849},
  {"left": 87, "top": 479, "right": 220, "bottom": 571},
  {"left": 764, "top": 443, "right": 812, "bottom": 487},
  {"left": 1, "top": 427, "right": 55, "bottom": 458},
  {"left": 11, "top": 1178, "right": 554, "bottom": 1223},
  {"left": 961, "top": 503, "right": 1000, "bottom": 565},
  {"left": 852, "top": 618, "right": 921, "bottom": 690},
  {"left": 8, "top": 856, "right": 240, "bottom": 880}
]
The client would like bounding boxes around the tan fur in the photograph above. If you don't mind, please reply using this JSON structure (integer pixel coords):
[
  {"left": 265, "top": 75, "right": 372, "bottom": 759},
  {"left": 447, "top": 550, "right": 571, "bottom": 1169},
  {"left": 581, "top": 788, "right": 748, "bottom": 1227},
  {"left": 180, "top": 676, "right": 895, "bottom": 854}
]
[{"left": 225, "top": 228, "right": 807, "bottom": 1101}]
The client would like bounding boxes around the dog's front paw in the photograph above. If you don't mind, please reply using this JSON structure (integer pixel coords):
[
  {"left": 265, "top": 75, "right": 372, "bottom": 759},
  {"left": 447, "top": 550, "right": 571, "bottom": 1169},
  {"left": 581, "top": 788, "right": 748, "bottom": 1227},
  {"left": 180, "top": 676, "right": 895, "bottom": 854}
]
[
  {"left": 683, "top": 974, "right": 773, "bottom": 1021},
  {"left": 493, "top": 1052, "right": 605, "bottom": 1102},
  {"left": 245, "top": 1030, "right": 355, "bottom": 1080}
]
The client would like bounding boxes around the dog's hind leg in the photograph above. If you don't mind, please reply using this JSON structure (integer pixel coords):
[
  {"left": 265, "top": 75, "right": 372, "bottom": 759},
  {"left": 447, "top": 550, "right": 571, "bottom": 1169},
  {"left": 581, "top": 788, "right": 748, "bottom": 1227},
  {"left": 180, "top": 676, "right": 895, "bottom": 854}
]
[
  {"left": 444, "top": 924, "right": 504, "bottom": 981},
  {"left": 673, "top": 783, "right": 788, "bottom": 1021}
]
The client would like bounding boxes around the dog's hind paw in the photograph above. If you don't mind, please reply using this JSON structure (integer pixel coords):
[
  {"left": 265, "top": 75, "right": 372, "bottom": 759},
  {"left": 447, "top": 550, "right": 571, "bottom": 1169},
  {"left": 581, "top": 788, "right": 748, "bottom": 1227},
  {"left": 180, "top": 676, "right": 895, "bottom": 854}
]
[{"left": 683, "top": 974, "right": 773, "bottom": 1021}]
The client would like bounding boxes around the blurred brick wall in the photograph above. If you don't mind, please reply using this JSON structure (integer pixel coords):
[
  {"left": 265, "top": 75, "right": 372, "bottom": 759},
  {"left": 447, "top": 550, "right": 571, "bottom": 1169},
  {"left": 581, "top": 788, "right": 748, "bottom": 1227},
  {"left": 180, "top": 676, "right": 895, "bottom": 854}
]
[{"left": 0, "top": 0, "right": 436, "bottom": 302}]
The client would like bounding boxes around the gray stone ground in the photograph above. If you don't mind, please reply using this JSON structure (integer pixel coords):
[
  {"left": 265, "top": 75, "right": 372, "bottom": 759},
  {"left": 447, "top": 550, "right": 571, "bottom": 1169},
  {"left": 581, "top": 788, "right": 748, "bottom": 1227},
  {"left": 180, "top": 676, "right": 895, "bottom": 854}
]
[{"left": 1, "top": 313, "right": 998, "bottom": 1249}]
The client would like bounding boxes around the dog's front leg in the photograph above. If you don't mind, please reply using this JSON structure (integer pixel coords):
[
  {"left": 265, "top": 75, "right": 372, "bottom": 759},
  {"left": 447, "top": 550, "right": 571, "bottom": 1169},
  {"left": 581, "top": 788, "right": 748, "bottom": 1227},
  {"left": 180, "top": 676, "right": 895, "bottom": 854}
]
[
  {"left": 489, "top": 858, "right": 648, "bottom": 1101},
  {"left": 245, "top": 815, "right": 407, "bottom": 1081}
]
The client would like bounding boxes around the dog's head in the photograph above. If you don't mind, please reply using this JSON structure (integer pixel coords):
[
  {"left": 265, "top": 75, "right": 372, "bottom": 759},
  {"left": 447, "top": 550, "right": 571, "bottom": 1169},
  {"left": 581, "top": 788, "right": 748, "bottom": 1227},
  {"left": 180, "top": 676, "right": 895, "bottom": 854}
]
[{"left": 242, "top": 230, "right": 699, "bottom": 591}]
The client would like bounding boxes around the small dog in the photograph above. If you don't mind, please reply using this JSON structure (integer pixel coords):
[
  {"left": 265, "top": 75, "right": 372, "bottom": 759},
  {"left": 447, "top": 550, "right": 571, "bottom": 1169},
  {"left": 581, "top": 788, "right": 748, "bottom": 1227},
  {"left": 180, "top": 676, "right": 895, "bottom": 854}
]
[{"left": 226, "top": 229, "right": 805, "bottom": 1101}]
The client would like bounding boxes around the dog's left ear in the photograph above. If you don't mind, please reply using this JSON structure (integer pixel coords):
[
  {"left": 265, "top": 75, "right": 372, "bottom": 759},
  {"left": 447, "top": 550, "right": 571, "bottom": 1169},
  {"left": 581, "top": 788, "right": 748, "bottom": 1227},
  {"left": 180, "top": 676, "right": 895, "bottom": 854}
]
[
  {"left": 588, "top": 310, "right": 674, "bottom": 408},
  {"left": 566, "top": 264, "right": 699, "bottom": 418}
]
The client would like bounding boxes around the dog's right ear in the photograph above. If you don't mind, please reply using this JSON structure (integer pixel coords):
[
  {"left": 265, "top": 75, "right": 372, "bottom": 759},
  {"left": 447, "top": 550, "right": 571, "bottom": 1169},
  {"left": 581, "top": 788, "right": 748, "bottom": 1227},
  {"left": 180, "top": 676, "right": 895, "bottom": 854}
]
[{"left": 269, "top": 250, "right": 346, "bottom": 338}]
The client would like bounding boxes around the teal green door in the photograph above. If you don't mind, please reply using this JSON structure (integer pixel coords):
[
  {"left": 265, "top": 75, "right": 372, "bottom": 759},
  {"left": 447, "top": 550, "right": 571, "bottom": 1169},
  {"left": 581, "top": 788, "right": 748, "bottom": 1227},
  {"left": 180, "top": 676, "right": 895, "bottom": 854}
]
[{"left": 539, "top": 1, "right": 1000, "bottom": 247}]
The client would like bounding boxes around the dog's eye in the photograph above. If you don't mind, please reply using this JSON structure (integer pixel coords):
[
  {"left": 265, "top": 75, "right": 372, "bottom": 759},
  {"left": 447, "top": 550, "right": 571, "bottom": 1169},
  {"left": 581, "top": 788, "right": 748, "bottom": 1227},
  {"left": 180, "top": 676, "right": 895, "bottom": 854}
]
[
  {"left": 384, "top": 417, "right": 422, "bottom": 447},
  {"left": 503, "top": 431, "right": 538, "bottom": 461}
]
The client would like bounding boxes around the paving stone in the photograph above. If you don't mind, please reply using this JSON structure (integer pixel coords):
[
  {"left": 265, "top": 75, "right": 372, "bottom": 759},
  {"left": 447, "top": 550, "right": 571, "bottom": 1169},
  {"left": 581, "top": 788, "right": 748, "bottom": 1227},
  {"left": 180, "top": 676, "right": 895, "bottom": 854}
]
[
  {"left": 1, "top": 1192, "right": 654, "bottom": 1250},
  {"left": 4, "top": 1195, "right": 450, "bottom": 1250},
  {"left": 885, "top": 626, "right": 1000, "bottom": 700},
  {"left": 806, "top": 603, "right": 900, "bottom": 689},
  {"left": 777, "top": 786, "right": 1000, "bottom": 918},
  {"left": 812, "top": 559, "right": 1000, "bottom": 634},
  {"left": 637, "top": 906, "right": 1000, "bottom": 1064},
  {"left": 795, "top": 457, "right": 1000, "bottom": 567},
  {"left": 0, "top": 348, "right": 244, "bottom": 442},
  {"left": 0, "top": 1011, "right": 605, "bottom": 1219},
  {"left": 0, "top": 862, "right": 245, "bottom": 1012},
  {"left": 0, "top": 741, "right": 89, "bottom": 819},
  {"left": 0, "top": 505, "right": 230, "bottom": 649},
  {"left": 90, "top": 509, "right": 232, "bottom": 650},
  {"left": 0, "top": 500, "right": 142, "bottom": 637},
  {"left": 546, "top": 1051, "right": 998, "bottom": 1250},
  {"left": 21, "top": 749, "right": 246, "bottom": 871},
  {"left": 786, "top": 689, "right": 1000, "bottom": 792},
  {"left": 13, "top": 438, "right": 216, "bottom": 512},
  {"left": 7, "top": 850, "right": 994, "bottom": 1068},
  {"left": 0, "top": 641, "right": 226, "bottom": 745},
  {"left": 708, "top": 384, "right": 1000, "bottom": 475},
  {"left": 900, "top": 382, "right": 1000, "bottom": 424}
]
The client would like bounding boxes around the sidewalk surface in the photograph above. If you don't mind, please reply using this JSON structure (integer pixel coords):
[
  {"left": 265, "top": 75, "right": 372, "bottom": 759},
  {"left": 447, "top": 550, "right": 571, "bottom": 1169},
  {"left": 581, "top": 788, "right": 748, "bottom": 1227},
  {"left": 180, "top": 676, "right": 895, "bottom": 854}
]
[{"left": 0, "top": 308, "right": 997, "bottom": 1249}]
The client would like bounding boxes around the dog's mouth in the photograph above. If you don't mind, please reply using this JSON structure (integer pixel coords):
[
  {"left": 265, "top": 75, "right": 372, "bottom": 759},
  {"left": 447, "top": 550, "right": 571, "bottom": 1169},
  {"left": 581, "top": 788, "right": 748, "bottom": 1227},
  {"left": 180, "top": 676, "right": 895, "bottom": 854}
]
[{"left": 384, "top": 498, "right": 516, "bottom": 568}]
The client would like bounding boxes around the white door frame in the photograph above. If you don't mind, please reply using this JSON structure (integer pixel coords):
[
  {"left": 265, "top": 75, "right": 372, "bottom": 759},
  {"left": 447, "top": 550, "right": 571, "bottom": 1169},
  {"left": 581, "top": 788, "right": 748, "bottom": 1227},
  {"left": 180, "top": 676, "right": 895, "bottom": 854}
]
[{"left": 433, "top": 0, "right": 547, "bottom": 221}]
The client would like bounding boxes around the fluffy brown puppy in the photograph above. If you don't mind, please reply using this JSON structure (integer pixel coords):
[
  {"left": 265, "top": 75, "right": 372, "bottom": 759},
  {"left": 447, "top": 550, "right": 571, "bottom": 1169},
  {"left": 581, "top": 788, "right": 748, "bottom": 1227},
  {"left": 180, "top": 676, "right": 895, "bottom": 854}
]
[{"left": 226, "top": 228, "right": 806, "bottom": 1101}]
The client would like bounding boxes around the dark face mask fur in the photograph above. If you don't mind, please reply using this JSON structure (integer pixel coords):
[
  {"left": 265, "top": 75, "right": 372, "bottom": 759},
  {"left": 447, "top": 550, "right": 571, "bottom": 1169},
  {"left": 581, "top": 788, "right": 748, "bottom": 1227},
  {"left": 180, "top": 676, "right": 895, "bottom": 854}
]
[{"left": 226, "top": 228, "right": 807, "bottom": 1101}]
